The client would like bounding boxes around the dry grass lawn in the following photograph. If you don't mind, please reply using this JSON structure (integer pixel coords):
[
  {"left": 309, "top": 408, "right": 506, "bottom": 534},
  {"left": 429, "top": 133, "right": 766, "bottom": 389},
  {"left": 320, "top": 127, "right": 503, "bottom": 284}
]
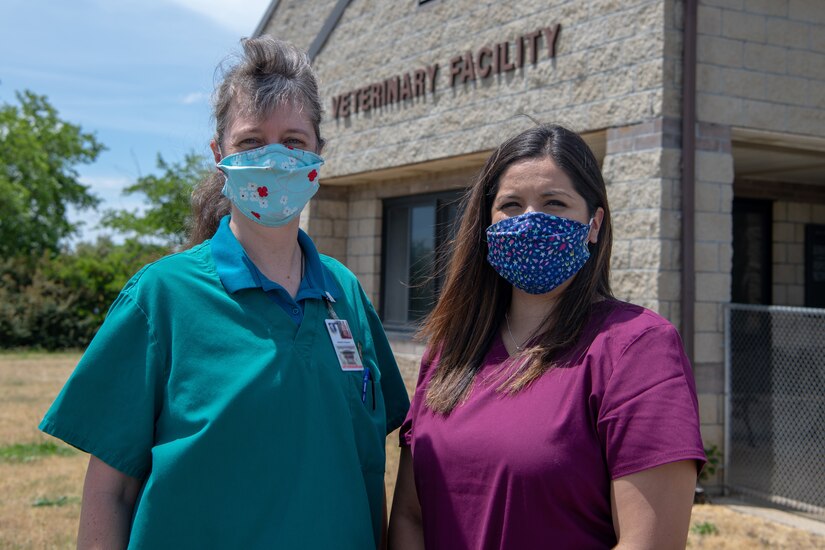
[
  {"left": 1, "top": 351, "right": 823, "bottom": 549},
  {"left": 0, "top": 353, "right": 87, "bottom": 550}
]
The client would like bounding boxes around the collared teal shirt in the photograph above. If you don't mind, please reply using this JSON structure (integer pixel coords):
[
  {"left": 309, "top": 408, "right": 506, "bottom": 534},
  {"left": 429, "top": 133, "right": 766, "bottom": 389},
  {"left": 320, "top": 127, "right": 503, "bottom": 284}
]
[
  {"left": 40, "top": 221, "right": 410, "bottom": 549},
  {"left": 211, "top": 215, "right": 333, "bottom": 324}
]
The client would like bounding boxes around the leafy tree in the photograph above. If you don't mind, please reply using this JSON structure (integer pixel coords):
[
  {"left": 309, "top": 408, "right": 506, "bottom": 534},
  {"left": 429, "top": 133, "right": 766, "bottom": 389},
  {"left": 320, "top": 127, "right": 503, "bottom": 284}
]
[
  {"left": 0, "top": 90, "right": 104, "bottom": 257},
  {"left": 100, "top": 152, "right": 210, "bottom": 247}
]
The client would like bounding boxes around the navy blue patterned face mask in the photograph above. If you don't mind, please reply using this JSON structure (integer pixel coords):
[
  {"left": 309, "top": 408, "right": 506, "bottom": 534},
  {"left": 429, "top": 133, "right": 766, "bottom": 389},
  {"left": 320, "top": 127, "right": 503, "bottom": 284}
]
[{"left": 486, "top": 211, "right": 593, "bottom": 295}]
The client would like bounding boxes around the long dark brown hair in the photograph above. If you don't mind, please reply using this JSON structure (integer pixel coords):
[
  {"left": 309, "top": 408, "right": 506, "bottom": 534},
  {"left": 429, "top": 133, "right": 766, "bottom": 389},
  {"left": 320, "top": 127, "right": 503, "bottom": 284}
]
[
  {"left": 422, "top": 124, "right": 613, "bottom": 414},
  {"left": 187, "top": 36, "right": 325, "bottom": 246}
]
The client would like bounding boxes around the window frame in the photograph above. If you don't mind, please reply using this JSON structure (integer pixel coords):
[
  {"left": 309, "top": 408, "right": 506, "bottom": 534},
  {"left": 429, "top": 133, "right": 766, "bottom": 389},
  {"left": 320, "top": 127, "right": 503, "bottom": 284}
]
[{"left": 380, "top": 189, "right": 464, "bottom": 332}]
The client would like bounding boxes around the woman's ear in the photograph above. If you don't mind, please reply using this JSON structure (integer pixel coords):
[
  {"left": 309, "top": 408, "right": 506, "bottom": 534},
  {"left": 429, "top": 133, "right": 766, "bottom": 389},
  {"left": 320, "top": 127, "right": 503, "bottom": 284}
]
[
  {"left": 210, "top": 139, "right": 222, "bottom": 165},
  {"left": 589, "top": 207, "right": 605, "bottom": 244}
]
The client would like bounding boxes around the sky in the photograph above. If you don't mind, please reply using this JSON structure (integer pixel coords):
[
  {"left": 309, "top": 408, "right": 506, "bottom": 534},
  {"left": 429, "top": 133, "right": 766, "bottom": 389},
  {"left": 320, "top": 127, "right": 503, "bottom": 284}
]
[{"left": 0, "top": 0, "right": 271, "bottom": 243}]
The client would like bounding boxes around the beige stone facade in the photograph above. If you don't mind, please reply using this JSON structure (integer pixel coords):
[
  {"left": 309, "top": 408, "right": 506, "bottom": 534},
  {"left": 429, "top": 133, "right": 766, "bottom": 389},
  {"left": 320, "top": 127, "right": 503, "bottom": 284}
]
[
  {"left": 691, "top": 0, "right": 825, "bottom": 489},
  {"left": 260, "top": 0, "right": 825, "bottom": 495},
  {"left": 772, "top": 201, "right": 825, "bottom": 305}
]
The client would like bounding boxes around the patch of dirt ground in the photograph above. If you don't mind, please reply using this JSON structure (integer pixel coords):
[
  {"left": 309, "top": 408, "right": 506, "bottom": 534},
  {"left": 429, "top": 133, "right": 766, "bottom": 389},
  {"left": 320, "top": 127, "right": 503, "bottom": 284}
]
[
  {"left": 2, "top": 352, "right": 824, "bottom": 549},
  {"left": 688, "top": 503, "right": 825, "bottom": 549}
]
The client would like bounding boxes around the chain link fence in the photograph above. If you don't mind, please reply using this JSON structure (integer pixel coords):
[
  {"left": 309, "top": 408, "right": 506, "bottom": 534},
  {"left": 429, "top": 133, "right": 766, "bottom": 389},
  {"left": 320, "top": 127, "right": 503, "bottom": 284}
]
[{"left": 725, "top": 304, "right": 825, "bottom": 517}]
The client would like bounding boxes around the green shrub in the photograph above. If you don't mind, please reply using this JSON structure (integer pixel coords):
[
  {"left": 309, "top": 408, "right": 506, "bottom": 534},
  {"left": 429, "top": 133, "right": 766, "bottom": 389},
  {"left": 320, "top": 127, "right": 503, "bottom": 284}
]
[
  {"left": 700, "top": 444, "right": 723, "bottom": 483},
  {"left": 0, "top": 238, "right": 167, "bottom": 349}
]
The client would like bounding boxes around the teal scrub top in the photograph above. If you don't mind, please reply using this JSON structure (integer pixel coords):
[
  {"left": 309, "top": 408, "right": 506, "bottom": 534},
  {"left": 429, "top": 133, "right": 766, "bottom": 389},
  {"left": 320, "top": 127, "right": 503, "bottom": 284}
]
[{"left": 40, "top": 218, "right": 410, "bottom": 549}]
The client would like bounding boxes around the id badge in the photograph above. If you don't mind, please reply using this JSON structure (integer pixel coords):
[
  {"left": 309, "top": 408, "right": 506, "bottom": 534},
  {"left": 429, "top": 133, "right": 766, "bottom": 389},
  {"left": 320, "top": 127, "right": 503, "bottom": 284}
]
[{"left": 325, "top": 319, "right": 363, "bottom": 371}]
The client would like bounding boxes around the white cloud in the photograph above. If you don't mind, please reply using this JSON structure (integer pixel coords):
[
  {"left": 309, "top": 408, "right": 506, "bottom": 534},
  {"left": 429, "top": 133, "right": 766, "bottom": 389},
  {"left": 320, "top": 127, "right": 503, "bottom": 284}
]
[
  {"left": 165, "top": 0, "right": 272, "bottom": 36},
  {"left": 81, "top": 174, "right": 132, "bottom": 192},
  {"left": 182, "top": 92, "right": 208, "bottom": 105}
]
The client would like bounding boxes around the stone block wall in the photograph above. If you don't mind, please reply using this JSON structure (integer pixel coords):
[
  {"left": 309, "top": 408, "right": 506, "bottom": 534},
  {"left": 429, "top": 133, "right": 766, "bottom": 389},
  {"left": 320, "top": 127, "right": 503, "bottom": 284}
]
[
  {"left": 696, "top": 0, "right": 825, "bottom": 138},
  {"left": 692, "top": 122, "right": 735, "bottom": 464},
  {"left": 306, "top": 185, "right": 350, "bottom": 262},
  {"left": 278, "top": 0, "right": 674, "bottom": 179},
  {"left": 603, "top": 117, "right": 683, "bottom": 318},
  {"left": 259, "top": 0, "right": 330, "bottom": 51},
  {"left": 664, "top": 0, "right": 825, "bottom": 482},
  {"left": 772, "top": 201, "right": 825, "bottom": 306}
]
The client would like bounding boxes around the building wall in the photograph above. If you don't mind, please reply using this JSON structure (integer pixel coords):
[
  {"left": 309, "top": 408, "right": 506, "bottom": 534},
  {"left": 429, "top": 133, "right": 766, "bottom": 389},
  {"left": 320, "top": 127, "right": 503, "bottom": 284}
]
[
  {"left": 258, "top": 0, "right": 331, "bottom": 51},
  {"left": 692, "top": 0, "right": 825, "bottom": 475},
  {"left": 306, "top": 185, "right": 350, "bottom": 262},
  {"left": 773, "top": 201, "right": 825, "bottom": 306},
  {"left": 312, "top": 0, "right": 671, "bottom": 178},
  {"left": 297, "top": 0, "right": 683, "bottom": 316},
  {"left": 696, "top": 0, "right": 825, "bottom": 138},
  {"left": 603, "top": 118, "right": 683, "bottom": 319},
  {"left": 692, "top": 123, "right": 735, "bottom": 466}
]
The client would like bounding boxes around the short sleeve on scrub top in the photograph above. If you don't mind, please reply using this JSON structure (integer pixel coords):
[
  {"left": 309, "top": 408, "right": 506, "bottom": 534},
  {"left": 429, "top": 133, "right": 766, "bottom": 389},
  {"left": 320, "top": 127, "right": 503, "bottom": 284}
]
[{"left": 39, "top": 277, "right": 163, "bottom": 479}]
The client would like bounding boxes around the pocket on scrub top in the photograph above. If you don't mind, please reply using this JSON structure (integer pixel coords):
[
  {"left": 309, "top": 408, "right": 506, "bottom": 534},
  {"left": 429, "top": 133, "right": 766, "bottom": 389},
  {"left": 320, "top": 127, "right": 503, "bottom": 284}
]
[{"left": 344, "top": 357, "right": 386, "bottom": 474}]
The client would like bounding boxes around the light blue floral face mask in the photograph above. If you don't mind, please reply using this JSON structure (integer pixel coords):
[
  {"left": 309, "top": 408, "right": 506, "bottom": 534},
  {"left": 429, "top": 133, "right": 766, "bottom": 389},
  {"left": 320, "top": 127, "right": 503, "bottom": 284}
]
[{"left": 217, "top": 143, "right": 324, "bottom": 227}]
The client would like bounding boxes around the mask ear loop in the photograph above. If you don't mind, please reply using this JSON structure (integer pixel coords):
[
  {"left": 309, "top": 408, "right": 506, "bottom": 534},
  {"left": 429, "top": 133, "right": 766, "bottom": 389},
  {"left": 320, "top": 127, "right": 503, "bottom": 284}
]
[
  {"left": 214, "top": 145, "right": 231, "bottom": 183},
  {"left": 214, "top": 143, "right": 224, "bottom": 169},
  {"left": 586, "top": 216, "right": 597, "bottom": 244}
]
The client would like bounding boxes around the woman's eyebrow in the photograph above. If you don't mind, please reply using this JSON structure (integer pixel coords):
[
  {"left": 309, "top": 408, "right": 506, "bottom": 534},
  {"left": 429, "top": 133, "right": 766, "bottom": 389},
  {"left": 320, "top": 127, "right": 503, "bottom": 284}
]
[{"left": 540, "top": 189, "right": 575, "bottom": 197}]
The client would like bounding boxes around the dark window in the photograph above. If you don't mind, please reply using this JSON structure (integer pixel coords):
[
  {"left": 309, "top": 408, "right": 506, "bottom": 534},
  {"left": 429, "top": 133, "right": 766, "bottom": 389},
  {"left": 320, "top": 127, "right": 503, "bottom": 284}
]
[
  {"left": 381, "top": 190, "right": 463, "bottom": 329},
  {"left": 805, "top": 224, "right": 825, "bottom": 308},
  {"left": 731, "top": 198, "right": 772, "bottom": 304}
]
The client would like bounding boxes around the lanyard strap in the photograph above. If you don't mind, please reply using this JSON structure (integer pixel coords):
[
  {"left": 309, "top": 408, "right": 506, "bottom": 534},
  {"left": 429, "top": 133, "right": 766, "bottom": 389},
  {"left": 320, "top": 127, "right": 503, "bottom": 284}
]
[{"left": 324, "top": 291, "right": 339, "bottom": 320}]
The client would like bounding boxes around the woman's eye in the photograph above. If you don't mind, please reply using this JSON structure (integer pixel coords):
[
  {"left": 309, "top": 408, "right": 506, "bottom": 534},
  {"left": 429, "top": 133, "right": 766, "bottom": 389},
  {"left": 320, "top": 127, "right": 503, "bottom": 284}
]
[
  {"left": 546, "top": 199, "right": 566, "bottom": 208},
  {"left": 500, "top": 201, "right": 520, "bottom": 209},
  {"left": 283, "top": 138, "right": 305, "bottom": 147},
  {"left": 239, "top": 138, "right": 261, "bottom": 148}
]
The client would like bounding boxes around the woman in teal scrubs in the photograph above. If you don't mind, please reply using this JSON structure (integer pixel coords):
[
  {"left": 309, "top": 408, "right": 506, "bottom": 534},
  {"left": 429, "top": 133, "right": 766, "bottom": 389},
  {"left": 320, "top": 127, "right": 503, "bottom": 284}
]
[{"left": 40, "top": 36, "right": 409, "bottom": 550}]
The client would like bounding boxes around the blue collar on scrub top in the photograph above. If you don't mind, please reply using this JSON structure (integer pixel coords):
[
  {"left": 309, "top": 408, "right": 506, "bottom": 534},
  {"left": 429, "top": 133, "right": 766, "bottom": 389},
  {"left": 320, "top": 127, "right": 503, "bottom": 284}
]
[{"left": 210, "top": 215, "right": 339, "bottom": 324}]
